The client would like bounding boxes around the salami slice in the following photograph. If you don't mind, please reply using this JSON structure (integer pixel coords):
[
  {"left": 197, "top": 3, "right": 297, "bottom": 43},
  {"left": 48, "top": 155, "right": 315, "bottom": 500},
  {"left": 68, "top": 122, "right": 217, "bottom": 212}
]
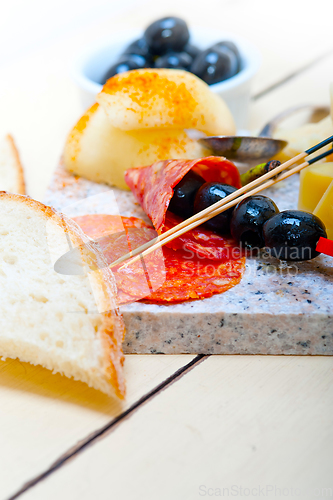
[
  {"left": 73, "top": 214, "right": 151, "bottom": 239},
  {"left": 124, "top": 156, "right": 241, "bottom": 232},
  {"left": 163, "top": 212, "right": 242, "bottom": 261},
  {"left": 74, "top": 214, "right": 245, "bottom": 304},
  {"left": 74, "top": 215, "right": 166, "bottom": 303},
  {"left": 141, "top": 247, "right": 245, "bottom": 303}
]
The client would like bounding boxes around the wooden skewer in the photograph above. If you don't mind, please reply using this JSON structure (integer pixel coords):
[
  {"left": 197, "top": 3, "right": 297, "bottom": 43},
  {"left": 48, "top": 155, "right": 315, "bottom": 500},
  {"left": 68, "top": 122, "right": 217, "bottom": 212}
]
[
  {"left": 110, "top": 135, "right": 333, "bottom": 270},
  {"left": 110, "top": 153, "right": 305, "bottom": 268},
  {"left": 118, "top": 151, "right": 333, "bottom": 269}
]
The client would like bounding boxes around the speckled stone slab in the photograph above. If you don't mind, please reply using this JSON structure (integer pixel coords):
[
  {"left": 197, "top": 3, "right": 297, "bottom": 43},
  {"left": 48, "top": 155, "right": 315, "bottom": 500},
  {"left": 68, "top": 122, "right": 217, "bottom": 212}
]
[{"left": 45, "top": 165, "right": 333, "bottom": 355}]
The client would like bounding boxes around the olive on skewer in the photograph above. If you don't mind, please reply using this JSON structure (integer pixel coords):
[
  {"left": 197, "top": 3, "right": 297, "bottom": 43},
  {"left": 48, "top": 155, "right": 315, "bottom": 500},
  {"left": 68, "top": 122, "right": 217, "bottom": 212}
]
[
  {"left": 230, "top": 195, "right": 279, "bottom": 249},
  {"left": 263, "top": 210, "right": 327, "bottom": 261},
  {"left": 167, "top": 165, "right": 327, "bottom": 262},
  {"left": 193, "top": 183, "right": 238, "bottom": 233},
  {"left": 168, "top": 170, "right": 205, "bottom": 219}
]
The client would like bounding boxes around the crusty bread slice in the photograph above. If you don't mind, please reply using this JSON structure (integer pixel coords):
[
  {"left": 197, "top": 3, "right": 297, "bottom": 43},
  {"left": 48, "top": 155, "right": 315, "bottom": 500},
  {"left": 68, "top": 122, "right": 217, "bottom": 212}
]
[
  {"left": 0, "top": 192, "right": 125, "bottom": 398},
  {"left": 0, "top": 135, "right": 25, "bottom": 194}
]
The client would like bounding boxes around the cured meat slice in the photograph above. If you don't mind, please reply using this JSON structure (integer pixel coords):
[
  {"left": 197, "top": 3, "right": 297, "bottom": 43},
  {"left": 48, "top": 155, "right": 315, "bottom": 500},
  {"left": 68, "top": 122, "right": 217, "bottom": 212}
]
[
  {"left": 141, "top": 247, "right": 245, "bottom": 303},
  {"left": 74, "top": 214, "right": 245, "bottom": 304},
  {"left": 163, "top": 212, "right": 242, "bottom": 261},
  {"left": 124, "top": 156, "right": 241, "bottom": 232},
  {"left": 74, "top": 215, "right": 165, "bottom": 303}
]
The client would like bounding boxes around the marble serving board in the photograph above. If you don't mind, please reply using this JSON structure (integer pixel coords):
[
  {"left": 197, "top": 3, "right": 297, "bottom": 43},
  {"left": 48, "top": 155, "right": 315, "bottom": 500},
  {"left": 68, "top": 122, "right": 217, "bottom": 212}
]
[{"left": 45, "top": 165, "right": 333, "bottom": 355}]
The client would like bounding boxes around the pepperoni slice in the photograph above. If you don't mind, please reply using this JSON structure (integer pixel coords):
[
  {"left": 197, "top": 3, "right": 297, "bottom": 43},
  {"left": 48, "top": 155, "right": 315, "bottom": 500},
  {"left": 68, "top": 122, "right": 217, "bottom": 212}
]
[
  {"left": 162, "top": 212, "right": 242, "bottom": 261},
  {"left": 141, "top": 247, "right": 245, "bottom": 304},
  {"left": 74, "top": 214, "right": 245, "bottom": 305},
  {"left": 125, "top": 156, "right": 241, "bottom": 231}
]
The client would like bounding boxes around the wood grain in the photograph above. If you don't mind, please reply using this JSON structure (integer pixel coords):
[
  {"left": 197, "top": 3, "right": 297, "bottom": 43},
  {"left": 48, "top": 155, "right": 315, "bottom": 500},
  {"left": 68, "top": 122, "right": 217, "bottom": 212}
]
[
  {"left": 0, "top": 354, "right": 198, "bottom": 499},
  {"left": 17, "top": 356, "right": 333, "bottom": 500},
  {"left": 249, "top": 53, "right": 333, "bottom": 132}
]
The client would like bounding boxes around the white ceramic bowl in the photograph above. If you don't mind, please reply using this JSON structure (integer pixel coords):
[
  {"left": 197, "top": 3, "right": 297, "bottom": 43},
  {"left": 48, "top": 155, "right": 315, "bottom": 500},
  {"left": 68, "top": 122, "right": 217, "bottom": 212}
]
[{"left": 72, "top": 27, "right": 261, "bottom": 130}]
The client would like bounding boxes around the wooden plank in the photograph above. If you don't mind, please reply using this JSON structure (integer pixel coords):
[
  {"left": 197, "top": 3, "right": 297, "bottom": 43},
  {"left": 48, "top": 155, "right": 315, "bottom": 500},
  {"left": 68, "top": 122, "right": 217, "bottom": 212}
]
[
  {"left": 249, "top": 52, "right": 333, "bottom": 132},
  {"left": 0, "top": 354, "right": 198, "bottom": 499},
  {"left": 17, "top": 356, "right": 333, "bottom": 500}
]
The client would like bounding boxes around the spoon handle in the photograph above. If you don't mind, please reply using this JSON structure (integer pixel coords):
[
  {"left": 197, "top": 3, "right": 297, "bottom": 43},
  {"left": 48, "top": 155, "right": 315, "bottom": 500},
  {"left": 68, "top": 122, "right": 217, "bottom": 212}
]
[{"left": 258, "top": 104, "right": 330, "bottom": 137}]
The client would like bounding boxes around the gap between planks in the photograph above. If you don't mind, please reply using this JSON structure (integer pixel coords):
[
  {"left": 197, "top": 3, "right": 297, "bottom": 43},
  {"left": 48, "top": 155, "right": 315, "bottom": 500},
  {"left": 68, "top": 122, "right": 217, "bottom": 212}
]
[
  {"left": 253, "top": 47, "right": 333, "bottom": 101},
  {"left": 7, "top": 354, "right": 208, "bottom": 500}
]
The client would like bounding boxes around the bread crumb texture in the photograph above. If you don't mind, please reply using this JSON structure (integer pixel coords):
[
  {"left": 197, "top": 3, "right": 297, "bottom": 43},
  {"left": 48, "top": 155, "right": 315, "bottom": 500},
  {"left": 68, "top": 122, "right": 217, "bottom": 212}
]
[{"left": 0, "top": 193, "right": 125, "bottom": 398}]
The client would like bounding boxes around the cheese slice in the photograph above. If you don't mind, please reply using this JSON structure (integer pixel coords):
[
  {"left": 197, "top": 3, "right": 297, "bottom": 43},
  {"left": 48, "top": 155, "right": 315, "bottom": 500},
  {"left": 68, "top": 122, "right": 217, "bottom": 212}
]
[
  {"left": 313, "top": 180, "right": 333, "bottom": 240},
  {"left": 298, "top": 162, "right": 333, "bottom": 212}
]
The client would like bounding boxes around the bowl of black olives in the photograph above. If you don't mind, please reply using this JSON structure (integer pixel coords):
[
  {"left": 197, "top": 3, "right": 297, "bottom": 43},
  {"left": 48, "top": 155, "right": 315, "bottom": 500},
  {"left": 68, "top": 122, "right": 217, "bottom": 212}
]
[{"left": 72, "top": 17, "right": 261, "bottom": 128}]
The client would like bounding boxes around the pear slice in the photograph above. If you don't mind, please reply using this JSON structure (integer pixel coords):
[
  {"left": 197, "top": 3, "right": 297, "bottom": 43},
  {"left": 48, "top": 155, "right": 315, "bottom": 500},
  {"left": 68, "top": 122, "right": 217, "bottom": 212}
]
[
  {"left": 97, "top": 68, "right": 235, "bottom": 135},
  {"left": 63, "top": 103, "right": 207, "bottom": 190}
]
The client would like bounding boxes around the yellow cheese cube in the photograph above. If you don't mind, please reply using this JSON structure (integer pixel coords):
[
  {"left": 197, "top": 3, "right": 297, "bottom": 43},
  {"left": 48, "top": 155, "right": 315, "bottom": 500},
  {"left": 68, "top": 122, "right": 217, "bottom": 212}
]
[
  {"left": 313, "top": 180, "right": 333, "bottom": 240},
  {"left": 298, "top": 162, "right": 333, "bottom": 212}
]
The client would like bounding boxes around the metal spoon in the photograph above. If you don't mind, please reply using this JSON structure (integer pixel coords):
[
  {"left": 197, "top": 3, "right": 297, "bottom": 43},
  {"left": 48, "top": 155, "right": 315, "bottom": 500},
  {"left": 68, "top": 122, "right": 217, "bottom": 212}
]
[
  {"left": 199, "top": 105, "right": 330, "bottom": 166},
  {"left": 199, "top": 135, "right": 287, "bottom": 165}
]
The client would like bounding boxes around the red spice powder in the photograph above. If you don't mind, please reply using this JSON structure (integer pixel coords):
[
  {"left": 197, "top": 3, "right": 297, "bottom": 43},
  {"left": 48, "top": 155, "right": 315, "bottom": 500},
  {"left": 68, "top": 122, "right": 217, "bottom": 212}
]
[{"left": 102, "top": 71, "right": 199, "bottom": 128}]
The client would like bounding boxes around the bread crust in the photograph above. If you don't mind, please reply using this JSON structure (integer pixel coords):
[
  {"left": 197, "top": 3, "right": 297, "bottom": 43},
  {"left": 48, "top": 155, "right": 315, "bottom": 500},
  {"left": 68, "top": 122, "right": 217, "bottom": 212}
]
[
  {"left": 0, "top": 192, "right": 126, "bottom": 398},
  {"left": 5, "top": 135, "right": 26, "bottom": 195}
]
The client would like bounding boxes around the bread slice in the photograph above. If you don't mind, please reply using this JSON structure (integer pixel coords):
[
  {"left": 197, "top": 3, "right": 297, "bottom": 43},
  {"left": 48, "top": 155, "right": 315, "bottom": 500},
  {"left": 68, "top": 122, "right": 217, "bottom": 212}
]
[
  {"left": 0, "top": 135, "right": 25, "bottom": 194},
  {"left": 0, "top": 192, "right": 125, "bottom": 398}
]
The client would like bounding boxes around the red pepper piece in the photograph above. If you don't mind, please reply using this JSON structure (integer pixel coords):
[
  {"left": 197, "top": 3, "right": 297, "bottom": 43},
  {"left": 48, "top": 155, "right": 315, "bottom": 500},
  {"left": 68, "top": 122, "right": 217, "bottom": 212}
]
[{"left": 316, "top": 237, "right": 333, "bottom": 257}]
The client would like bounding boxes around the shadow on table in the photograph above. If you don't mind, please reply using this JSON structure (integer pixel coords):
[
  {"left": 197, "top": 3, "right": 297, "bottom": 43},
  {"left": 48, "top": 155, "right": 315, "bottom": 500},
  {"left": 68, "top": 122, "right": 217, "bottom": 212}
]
[{"left": 0, "top": 358, "right": 124, "bottom": 416}]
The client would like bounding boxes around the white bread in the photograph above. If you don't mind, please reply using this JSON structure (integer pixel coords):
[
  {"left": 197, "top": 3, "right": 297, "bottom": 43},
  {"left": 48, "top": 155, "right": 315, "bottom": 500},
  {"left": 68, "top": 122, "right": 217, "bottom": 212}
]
[
  {"left": 63, "top": 103, "right": 206, "bottom": 190},
  {"left": 0, "top": 192, "right": 125, "bottom": 398},
  {"left": 0, "top": 135, "right": 25, "bottom": 194}
]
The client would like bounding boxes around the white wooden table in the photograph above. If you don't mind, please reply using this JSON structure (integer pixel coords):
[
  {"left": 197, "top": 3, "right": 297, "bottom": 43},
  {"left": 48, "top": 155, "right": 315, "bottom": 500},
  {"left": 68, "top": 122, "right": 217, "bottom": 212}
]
[{"left": 0, "top": 1, "right": 333, "bottom": 499}]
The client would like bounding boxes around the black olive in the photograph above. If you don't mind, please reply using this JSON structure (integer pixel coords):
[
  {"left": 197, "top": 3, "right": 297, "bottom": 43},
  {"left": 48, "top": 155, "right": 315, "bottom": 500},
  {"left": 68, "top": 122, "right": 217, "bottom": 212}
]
[
  {"left": 122, "top": 38, "right": 153, "bottom": 62},
  {"left": 230, "top": 195, "right": 279, "bottom": 249},
  {"left": 193, "top": 183, "right": 238, "bottom": 233},
  {"left": 191, "top": 46, "right": 239, "bottom": 85},
  {"left": 168, "top": 170, "right": 205, "bottom": 219},
  {"left": 155, "top": 51, "right": 192, "bottom": 70},
  {"left": 102, "top": 54, "right": 148, "bottom": 83},
  {"left": 211, "top": 41, "right": 241, "bottom": 72},
  {"left": 183, "top": 43, "right": 201, "bottom": 60},
  {"left": 263, "top": 210, "right": 327, "bottom": 261},
  {"left": 144, "top": 17, "right": 190, "bottom": 55}
]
